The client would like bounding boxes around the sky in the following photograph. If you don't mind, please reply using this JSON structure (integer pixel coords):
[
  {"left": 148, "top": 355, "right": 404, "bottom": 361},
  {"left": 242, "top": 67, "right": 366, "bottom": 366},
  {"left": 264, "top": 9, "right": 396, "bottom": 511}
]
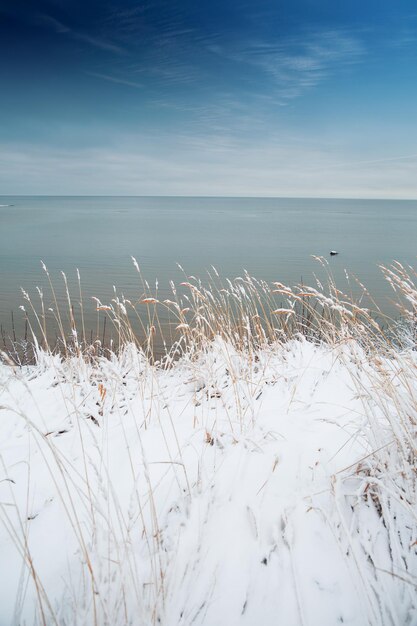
[{"left": 0, "top": 0, "right": 417, "bottom": 197}]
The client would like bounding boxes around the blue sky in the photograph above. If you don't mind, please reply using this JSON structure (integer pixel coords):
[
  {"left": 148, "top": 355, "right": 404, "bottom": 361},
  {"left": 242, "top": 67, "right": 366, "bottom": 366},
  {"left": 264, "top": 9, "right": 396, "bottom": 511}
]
[{"left": 1, "top": 0, "right": 417, "bottom": 197}]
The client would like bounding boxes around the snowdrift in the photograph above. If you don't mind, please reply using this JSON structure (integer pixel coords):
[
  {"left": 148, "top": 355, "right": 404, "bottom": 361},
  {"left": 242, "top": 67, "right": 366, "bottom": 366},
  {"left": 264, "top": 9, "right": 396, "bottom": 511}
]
[{"left": 1, "top": 335, "right": 416, "bottom": 625}]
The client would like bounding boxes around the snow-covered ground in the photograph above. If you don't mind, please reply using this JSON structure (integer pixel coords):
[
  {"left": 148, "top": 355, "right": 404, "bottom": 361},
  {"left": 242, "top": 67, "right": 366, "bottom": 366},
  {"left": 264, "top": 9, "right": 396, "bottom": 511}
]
[{"left": 0, "top": 337, "right": 416, "bottom": 625}]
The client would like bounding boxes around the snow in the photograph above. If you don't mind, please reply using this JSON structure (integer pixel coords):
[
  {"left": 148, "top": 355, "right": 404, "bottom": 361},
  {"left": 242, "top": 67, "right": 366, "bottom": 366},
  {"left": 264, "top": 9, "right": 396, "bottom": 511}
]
[{"left": 0, "top": 337, "right": 416, "bottom": 625}]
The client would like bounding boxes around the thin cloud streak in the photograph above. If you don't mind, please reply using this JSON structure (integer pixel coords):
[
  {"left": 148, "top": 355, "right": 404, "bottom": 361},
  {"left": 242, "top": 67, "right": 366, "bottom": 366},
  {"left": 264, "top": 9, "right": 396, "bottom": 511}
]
[
  {"left": 39, "top": 14, "right": 125, "bottom": 54},
  {"left": 86, "top": 72, "right": 143, "bottom": 89},
  {"left": 316, "top": 153, "right": 417, "bottom": 170}
]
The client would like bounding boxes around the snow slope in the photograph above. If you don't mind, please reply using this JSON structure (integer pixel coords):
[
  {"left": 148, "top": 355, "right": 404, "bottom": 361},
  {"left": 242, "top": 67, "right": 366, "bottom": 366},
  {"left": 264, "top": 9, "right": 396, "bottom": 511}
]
[{"left": 0, "top": 337, "right": 416, "bottom": 625}]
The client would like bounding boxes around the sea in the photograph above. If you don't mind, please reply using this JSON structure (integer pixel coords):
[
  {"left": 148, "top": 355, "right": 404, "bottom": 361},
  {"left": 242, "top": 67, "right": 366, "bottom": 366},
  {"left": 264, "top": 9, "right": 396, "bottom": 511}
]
[{"left": 0, "top": 196, "right": 416, "bottom": 345}]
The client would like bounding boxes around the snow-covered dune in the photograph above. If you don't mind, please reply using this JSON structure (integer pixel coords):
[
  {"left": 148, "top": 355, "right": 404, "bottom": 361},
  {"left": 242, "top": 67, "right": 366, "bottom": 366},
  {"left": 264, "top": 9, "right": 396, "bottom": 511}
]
[{"left": 1, "top": 336, "right": 416, "bottom": 625}]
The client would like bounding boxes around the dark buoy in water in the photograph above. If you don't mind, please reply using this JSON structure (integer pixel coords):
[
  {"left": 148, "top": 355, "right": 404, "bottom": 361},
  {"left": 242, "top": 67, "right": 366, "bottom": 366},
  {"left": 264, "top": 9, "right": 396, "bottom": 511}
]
[{"left": 330, "top": 250, "right": 338, "bottom": 256}]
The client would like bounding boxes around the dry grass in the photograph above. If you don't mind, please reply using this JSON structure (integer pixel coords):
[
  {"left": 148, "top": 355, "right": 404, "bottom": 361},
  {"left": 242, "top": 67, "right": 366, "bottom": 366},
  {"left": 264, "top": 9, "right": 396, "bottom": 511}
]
[
  {"left": 1, "top": 257, "right": 407, "bottom": 364},
  {"left": 0, "top": 259, "right": 416, "bottom": 625}
]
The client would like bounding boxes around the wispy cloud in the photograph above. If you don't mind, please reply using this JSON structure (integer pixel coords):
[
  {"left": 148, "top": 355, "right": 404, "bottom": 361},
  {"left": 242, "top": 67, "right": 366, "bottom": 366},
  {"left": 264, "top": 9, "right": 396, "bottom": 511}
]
[
  {"left": 39, "top": 14, "right": 125, "bottom": 54},
  {"left": 220, "top": 29, "right": 365, "bottom": 103},
  {"left": 131, "top": 28, "right": 366, "bottom": 138},
  {"left": 86, "top": 71, "right": 143, "bottom": 89},
  {"left": 128, "top": 27, "right": 365, "bottom": 114},
  {"left": 2, "top": 135, "right": 416, "bottom": 199},
  {"left": 317, "top": 152, "right": 417, "bottom": 170}
]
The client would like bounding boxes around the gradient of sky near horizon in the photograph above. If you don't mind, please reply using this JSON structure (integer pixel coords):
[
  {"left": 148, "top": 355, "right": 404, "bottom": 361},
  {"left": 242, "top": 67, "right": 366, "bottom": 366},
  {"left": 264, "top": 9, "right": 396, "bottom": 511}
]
[{"left": 1, "top": 0, "right": 417, "bottom": 197}]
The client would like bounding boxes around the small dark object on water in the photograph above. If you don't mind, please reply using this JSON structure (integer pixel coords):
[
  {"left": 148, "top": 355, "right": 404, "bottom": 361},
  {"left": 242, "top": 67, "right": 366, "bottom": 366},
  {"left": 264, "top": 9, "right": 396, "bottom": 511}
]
[{"left": 330, "top": 250, "right": 339, "bottom": 256}]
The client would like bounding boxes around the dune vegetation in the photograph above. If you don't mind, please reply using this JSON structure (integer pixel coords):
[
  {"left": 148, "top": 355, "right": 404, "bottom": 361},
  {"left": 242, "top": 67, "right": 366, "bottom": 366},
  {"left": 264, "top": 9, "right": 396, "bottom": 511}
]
[{"left": 0, "top": 259, "right": 416, "bottom": 625}]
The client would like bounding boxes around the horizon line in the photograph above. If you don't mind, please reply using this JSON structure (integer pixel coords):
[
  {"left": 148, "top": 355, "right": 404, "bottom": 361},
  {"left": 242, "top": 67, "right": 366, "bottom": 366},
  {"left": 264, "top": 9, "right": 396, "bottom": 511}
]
[{"left": 1, "top": 194, "right": 416, "bottom": 201}]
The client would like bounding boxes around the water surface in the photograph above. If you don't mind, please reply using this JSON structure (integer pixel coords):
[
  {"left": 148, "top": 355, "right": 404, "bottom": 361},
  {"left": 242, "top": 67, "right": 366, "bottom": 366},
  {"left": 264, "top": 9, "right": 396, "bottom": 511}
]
[{"left": 1, "top": 196, "right": 416, "bottom": 343}]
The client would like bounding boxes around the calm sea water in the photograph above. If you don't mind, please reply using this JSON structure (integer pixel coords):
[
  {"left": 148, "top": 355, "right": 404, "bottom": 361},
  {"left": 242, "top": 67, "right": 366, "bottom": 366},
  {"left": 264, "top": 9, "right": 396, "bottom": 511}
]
[{"left": 0, "top": 196, "right": 416, "bottom": 342}]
